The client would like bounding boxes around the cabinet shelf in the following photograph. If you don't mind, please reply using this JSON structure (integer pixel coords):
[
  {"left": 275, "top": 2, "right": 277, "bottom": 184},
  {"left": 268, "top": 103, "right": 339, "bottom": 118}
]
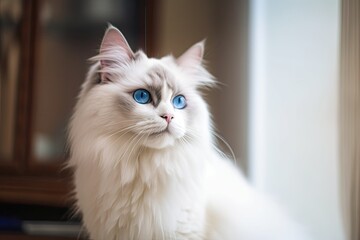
[{"left": 0, "top": 175, "right": 72, "bottom": 207}]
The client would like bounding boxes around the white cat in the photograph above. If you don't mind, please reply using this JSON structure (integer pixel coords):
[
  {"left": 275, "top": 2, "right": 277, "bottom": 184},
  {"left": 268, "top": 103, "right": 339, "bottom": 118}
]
[{"left": 68, "top": 25, "right": 311, "bottom": 240}]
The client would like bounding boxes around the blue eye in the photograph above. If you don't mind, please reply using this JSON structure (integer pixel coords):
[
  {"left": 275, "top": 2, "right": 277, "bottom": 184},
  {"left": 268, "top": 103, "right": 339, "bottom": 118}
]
[
  {"left": 133, "top": 89, "right": 151, "bottom": 104},
  {"left": 173, "top": 95, "right": 186, "bottom": 109}
]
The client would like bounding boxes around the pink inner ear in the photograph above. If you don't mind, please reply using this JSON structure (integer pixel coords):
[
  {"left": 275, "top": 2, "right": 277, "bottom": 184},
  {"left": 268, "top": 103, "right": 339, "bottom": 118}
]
[
  {"left": 98, "top": 26, "right": 135, "bottom": 82},
  {"left": 177, "top": 41, "right": 205, "bottom": 67},
  {"left": 100, "top": 27, "right": 134, "bottom": 59}
]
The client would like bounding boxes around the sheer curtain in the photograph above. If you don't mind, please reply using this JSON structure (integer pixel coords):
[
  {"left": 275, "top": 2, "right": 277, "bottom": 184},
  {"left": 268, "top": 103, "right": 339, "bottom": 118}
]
[{"left": 340, "top": 0, "right": 360, "bottom": 239}]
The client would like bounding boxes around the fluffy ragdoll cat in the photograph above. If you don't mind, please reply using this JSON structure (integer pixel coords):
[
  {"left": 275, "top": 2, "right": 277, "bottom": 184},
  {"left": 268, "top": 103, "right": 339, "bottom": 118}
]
[{"left": 68, "top": 26, "right": 311, "bottom": 240}]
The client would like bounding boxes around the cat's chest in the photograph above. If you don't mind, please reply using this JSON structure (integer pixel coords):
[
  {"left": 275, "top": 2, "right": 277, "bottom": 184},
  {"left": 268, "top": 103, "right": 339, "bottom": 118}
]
[
  {"left": 106, "top": 150, "right": 206, "bottom": 239},
  {"left": 106, "top": 173, "right": 205, "bottom": 239},
  {"left": 76, "top": 145, "right": 207, "bottom": 239}
]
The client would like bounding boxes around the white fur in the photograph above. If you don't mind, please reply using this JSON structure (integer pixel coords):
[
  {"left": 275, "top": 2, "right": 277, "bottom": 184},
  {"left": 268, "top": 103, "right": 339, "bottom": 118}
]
[{"left": 68, "top": 27, "right": 311, "bottom": 240}]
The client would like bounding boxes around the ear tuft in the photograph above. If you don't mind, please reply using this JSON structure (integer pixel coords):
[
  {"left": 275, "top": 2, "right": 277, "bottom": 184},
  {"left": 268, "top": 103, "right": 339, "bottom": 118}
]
[{"left": 177, "top": 40, "right": 205, "bottom": 67}]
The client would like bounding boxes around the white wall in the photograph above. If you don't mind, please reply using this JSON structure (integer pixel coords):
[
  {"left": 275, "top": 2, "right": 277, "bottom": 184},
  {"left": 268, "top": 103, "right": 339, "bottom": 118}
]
[{"left": 249, "top": 0, "right": 345, "bottom": 239}]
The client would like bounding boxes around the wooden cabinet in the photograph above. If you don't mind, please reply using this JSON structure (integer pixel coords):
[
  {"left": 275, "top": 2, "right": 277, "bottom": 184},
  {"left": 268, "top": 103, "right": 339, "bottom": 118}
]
[
  {"left": 0, "top": 0, "right": 156, "bottom": 223},
  {"left": 0, "top": 0, "right": 156, "bottom": 206}
]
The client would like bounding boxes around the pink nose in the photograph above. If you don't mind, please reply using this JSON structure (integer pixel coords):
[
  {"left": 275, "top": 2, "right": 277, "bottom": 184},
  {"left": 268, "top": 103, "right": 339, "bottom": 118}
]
[{"left": 161, "top": 114, "right": 174, "bottom": 123}]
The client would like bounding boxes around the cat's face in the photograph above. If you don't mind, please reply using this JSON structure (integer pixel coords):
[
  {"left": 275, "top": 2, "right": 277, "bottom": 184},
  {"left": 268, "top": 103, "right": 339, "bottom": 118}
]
[
  {"left": 103, "top": 56, "right": 202, "bottom": 149},
  {"left": 78, "top": 26, "right": 214, "bottom": 150}
]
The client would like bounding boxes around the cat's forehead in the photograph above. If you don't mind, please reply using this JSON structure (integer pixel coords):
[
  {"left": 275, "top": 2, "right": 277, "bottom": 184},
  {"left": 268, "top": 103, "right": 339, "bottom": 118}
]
[
  {"left": 142, "top": 60, "right": 181, "bottom": 92},
  {"left": 146, "top": 65, "right": 170, "bottom": 86}
]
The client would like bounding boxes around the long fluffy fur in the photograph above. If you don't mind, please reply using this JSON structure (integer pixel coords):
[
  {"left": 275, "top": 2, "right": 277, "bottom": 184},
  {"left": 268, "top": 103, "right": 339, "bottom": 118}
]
[{"left": 68, "top": 27, "right": 311, "bottom": 240}]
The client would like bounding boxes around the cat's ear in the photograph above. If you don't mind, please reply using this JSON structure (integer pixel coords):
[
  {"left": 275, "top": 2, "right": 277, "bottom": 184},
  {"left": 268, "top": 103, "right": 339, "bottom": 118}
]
[
  {"left": 98, "top": 25, "right": 134, "bottom": 82},
  {"left": 176, "top": 40, "right": 215, "bottom": 87},
  {"left": 177, "top": 41, "right": 205, "bottom": 68}
]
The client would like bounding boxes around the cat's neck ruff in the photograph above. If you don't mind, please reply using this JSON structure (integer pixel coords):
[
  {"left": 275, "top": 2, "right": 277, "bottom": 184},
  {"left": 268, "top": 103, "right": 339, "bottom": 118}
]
[
  {"left": 99, "top": 132, "right": 209, "bottom": 184},
  {"left": 72, "top": 132, "right": 209, "bottom": 239}
]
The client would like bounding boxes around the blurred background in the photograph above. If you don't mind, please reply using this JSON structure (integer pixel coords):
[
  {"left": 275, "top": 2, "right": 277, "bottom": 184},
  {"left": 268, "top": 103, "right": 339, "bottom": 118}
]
[{"left": 0, "top": 0, "right": 359, "bottom": 239}]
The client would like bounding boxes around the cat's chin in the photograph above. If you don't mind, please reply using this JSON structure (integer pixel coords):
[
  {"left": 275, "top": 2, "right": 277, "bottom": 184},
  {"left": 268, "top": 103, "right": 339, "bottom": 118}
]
[{"left": 142, "top": 132, "right": 176, "bottom": 149}]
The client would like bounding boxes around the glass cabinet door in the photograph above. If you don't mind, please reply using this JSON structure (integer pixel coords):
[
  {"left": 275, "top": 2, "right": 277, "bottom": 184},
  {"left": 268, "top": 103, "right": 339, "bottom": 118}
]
[
  {"left": 0, "top": 0, "right": 151, "bottom": 206},
  {"left": 31, "top": 0, "right": 143, "bottom": 164}
]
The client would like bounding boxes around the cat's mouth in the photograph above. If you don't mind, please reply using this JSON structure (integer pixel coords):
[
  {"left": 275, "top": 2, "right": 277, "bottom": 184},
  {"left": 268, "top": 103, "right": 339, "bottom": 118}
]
[
  {"left": 150, "top": 127, "right": 170, "bottom": 136},
  {"left": 141, "top": 124, "right": 183, "bottom": 149},
  {"left": 141, "top": 126, "right": 176, "bottom": 149}
]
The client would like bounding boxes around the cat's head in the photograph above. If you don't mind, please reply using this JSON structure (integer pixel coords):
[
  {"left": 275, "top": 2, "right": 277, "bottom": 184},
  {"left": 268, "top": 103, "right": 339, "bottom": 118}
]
[{"left": 75, "top": 26, "right": 215, "bottom": 150}]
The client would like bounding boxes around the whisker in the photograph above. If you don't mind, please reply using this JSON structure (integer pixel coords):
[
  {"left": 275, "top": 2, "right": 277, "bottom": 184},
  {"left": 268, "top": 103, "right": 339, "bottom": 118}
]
[
  {"left": 212, "top": 132, "right": 237, "bottom": 166},
  {"left": 127, "top": 130, "right": 147, "bottom": 162},
  {"left": 122, "top": 130, "right": 152, "bottom": 169},
  {"left": 104, "top": 125, "right": 137, "bottom": 139}
]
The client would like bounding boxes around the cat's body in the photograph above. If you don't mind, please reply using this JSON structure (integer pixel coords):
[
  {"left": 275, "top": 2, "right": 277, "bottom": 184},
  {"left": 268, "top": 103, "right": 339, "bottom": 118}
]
[{"left": 69, "top": 26, "right": 310, "bottom": 240}]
